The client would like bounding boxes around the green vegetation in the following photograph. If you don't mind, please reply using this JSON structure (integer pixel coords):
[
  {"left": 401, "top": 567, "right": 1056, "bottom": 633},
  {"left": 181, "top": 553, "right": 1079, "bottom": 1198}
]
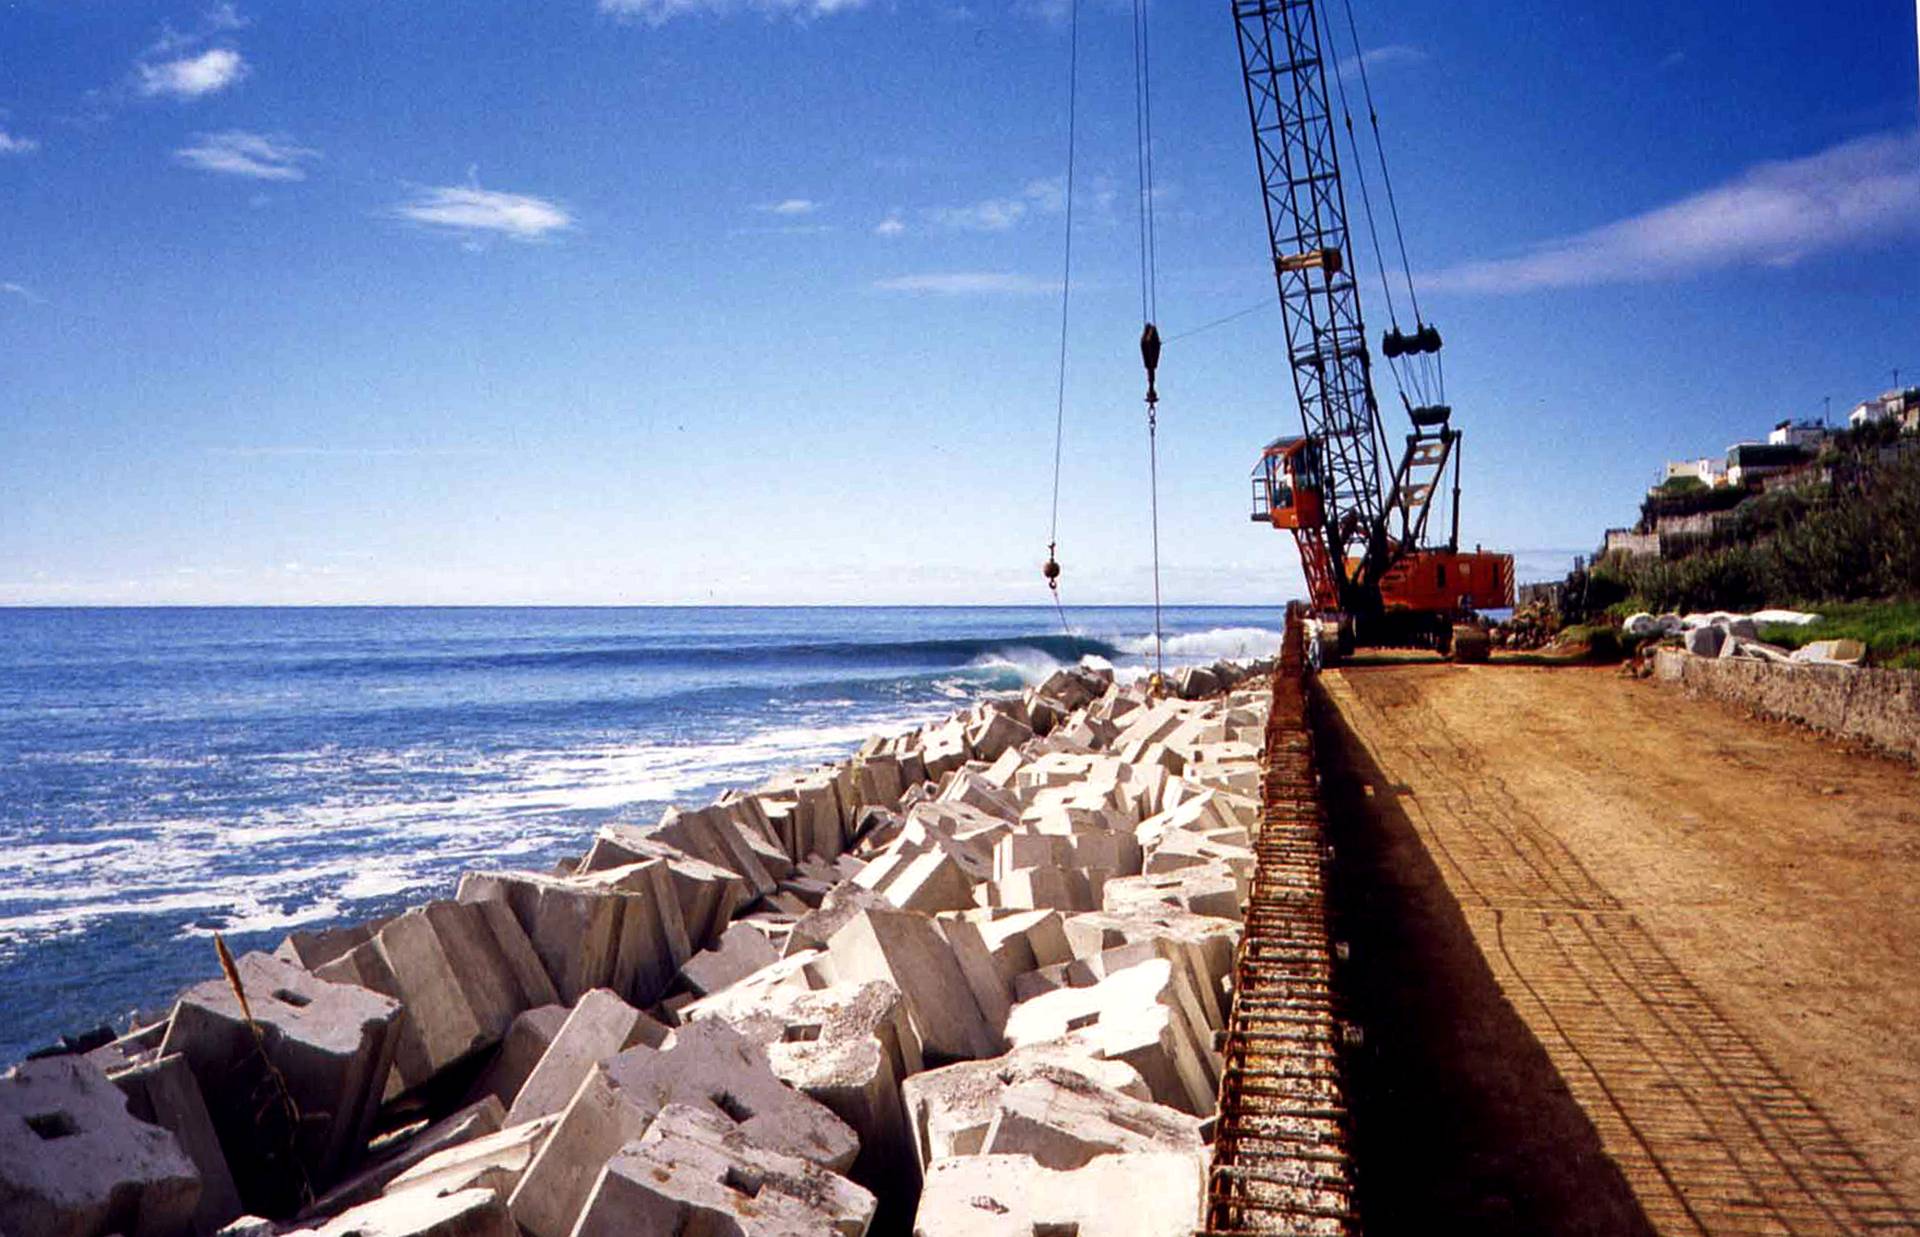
[
  {"left": 1655, "top": 474, "right": 1708, "bottom": 496},
  {"left": 1757, "top": 600, "right": 1920, "bottom": 671},
  {"left": 1577, "top": 448, "right": 1920, "bottom": 616},
  {"left": 1554, "top": 433, "right": 1920, "bottom": 668}
]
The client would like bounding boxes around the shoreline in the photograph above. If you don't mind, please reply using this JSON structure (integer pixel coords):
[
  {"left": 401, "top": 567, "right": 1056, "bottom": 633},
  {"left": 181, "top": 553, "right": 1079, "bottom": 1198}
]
[{"left": 4, "top": 650, "right": 1281, "bottom": 1235}]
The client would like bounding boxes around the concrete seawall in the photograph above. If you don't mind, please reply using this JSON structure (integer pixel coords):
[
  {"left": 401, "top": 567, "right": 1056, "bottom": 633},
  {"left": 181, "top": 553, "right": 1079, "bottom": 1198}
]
[{"left": 1653, "top": 648, "right": 1920, "bottom": 764}]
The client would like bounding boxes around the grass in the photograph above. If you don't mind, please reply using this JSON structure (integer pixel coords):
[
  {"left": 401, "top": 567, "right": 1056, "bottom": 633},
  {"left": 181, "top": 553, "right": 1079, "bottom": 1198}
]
[{"left": 1756, "top": 599, "right": 1920, "bottom": 670}]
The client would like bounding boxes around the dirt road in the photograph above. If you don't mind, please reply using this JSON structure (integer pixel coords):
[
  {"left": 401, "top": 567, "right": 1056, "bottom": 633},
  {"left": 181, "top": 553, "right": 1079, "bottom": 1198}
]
[{"left": 1312, "top": 659, "right": 1920, "bottom": 1236}]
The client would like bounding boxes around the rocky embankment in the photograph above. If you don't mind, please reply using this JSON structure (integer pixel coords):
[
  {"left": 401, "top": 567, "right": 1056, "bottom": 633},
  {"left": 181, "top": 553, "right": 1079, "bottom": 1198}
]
[{"left": 1, "top": 657, "right": 1274, "bottom": 1237}]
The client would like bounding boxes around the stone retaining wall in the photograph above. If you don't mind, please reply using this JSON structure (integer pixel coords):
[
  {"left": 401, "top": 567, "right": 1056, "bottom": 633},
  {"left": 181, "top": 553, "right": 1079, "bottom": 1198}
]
[{"left": 1653, "top": 648, "right": 1920, "bottom": 764}]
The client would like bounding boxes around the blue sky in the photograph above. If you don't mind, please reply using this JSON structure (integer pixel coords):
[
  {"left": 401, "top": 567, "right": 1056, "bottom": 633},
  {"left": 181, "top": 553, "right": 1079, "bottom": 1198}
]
[{"left": 2, "top": 0, "right": 1916, "bottom": 605}]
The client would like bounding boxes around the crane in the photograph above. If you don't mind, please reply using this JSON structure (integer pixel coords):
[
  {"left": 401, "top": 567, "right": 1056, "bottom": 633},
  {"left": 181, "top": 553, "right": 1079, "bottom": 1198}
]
[{"left": 1232, "top": 0, "right": 1513, "bottom": 662}]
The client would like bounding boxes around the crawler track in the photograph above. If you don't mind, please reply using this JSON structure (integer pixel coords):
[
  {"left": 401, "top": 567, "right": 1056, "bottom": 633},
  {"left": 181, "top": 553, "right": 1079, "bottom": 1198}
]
[{"left": 1200, "top": 612, "right": 1357, "bottom": 1236}]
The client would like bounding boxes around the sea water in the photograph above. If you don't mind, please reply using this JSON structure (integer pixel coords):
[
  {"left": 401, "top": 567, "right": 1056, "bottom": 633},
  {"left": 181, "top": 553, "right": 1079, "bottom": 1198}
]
[{"left": 0, "top": 605, "right": 1284, "bottom": 1061}]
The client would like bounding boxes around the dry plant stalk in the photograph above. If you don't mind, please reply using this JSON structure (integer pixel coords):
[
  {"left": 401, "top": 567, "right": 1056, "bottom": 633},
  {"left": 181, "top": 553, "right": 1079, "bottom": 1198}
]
[{"left": 214, "top": 933, "right": 314, "bottom": 1208}]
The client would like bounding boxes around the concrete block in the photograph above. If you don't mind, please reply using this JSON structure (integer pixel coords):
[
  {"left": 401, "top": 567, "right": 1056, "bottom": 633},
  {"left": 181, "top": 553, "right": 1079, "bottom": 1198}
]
[
  {"left": 979, "top": 747, "right": 1026, "bottom": 791},
  {"left": 919, "top": 721, "right": 973, "bottom": 782},
  {"left": 465, "top": 1004, "right": 567, "bottom": 1111},
  {"left": 276, "top": 918, "right": 389, "bottom": 972},
  {"left": 811, "top": 909, "right": 1001, "bottom": 1063},
  {"left": 108, "top": 1050, "right": 241, "bottom": 1234},
  {"left": 938, "top": 769, "right": 1023, "bottom": 822},
  {"left": 457, "top": 864, "right": 691, "bottom": 1007},
  {"left": 914, "top": 1152, "right": 1205, "bottom": 1237},
  {"left": 506, "top": 989, "right": 667, "bottom": 1125},
  {"left": 586, "top": 851, "right": 741, "bottom": 954},
  {"left": 678, "top": 921, "right": 783, "bottom": 998},
  {"left": 682, "top": 980, "right": 920, "bottom": 1215},
  {"left": 283, "top": 1187, "right": 515, "bottom": 1237},
  {"left": 1003, "top": 957, "right": 1216, "bottom": 1115},
  {"left": 979, "top": 1076, "right": 1203, "bottom": 1169},
  {"left": 900, "top": 1042, "right": 1153, "bottom": 1171},
  {"left": 508, "top": 1020, "right": 860, "bottom": 1237},
  {"left": 784, "top": 882, "right": 890, "bottom": 957},
  {"left": 1101, "top": 864, "right": 1243, "bottom": 922},
  {"left": 571, "top": 1103, "right": 874, "bottom": 1237},
  {"left": 161, "top": 951, "right": 403, "bottom": 1212},
  {"left": 315, "top": 898, "right": 556, "bottom": 1094},
  {"left": 1062, "top": 909, "right": 1241, "bottom": 1031},
  {"left": 851, "top": 753, "right": 906, "bottom": 813},
  {"left": 992, "top": 866, "right": 1097, "bottom": 913},
  {"left": 965, "top": 711, "right": 1033, "bottom": 763},
  {"left": 0, "top": 1055, "right": 200, "bottom": 1237},
  {"left": 300, "top": 1097, "right": 504, "bottom": 1220},
  {"left": 864, "top": 847, "right": 977, "bottom": 914},
  {"left": 382, "top": 1116, "right": 554, "bottom": 1203}
]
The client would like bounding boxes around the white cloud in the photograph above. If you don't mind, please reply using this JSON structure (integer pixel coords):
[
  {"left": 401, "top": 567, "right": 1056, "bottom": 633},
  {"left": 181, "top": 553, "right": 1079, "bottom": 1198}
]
[
  {"left": 757, "top": 198, "right": 819, "bottom": 215},
  {"left": 204, "top": 2, "right": 248, "bottom": 32},
  {"left": 874, "top": 213, "right": 906, "bottom": 237},
  {"left": 600, "top": 0, "right": 870, "bottom": 22},
  {"left": 1337, "top": 44, "right": 1428, "bottom": 79},
  {"left": 925, "top": 178, "right": 1081, "bottom": 233},
  {"left": 873, "top": 272, "right": 1059, "bottom": 295},
  {"left": 929, "top": 197, "right": 1028, "bottom": 231},
  {"left": 2, "top": 281, "right": 45, "bottom": 304},
  {"left": 394, "top": 184, "right": 574, "bottom": 241},
  {"left": 0, "top": 129, "right": 40, "bottom": 155},
  {"left": 175, "top": 131, "right": 317, "bottom": 180},
  {"left": 138, "top": 47, "right": 248, "bottom": 99},
  {"left": 1427, "top": 130, "right": 1920, "bottom": 294}
]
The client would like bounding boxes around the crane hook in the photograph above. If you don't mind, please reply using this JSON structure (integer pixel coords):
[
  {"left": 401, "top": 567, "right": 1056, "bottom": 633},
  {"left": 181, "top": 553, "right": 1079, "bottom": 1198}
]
[
  {"left": 1139, "top": 322, "right": 1161, "bottom": 408},
  {"left": 1043, "top": 543, "right": 1061, "bottom": 591}
]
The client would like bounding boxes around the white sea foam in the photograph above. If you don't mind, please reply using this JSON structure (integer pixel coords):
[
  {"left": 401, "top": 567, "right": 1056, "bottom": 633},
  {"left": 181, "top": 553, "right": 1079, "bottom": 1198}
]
[
  {"left": 0, "top": 701, "right": 964, "bottom": 949},
  {"left": 1114, "top": 626, "right": 1284, "bottom": 662}
]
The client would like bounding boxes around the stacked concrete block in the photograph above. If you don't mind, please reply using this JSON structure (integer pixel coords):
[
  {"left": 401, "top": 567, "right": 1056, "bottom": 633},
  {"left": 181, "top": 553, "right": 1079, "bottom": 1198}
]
[
  {"left": 570, "top": 1104, "right": 874, "bottom": 1237},
  {"left": 466, "top": 1004, "right": 567, "bottom": 1110},
  {"left": 681, "top": 980, "right": 920, "bottom": 1213},
  {"left": 756, "top": 768, "right": 847, "bottom": 861},
  {"left": 678, "top": 921, "right": 784, "bottom": 998},
  {"left": 313, "top": 898, "right": 557, "bottom": 1095},
  {"left": 0, "top": 1055, "right": 201, "bottom": 1237},
  {"left": 918, "top": 719, "right": 973, "bottom": 781},
  {"left": 299, "top": 1096, "right": 504, "bottom": 1219},
  {"left": 383, "top": 1117, "right": 555, "bottom": 1203},
  {"left": 508, "top": 1020, "right": 860, "bottom": 1237},
  {"left": 1101, "top": 865, "right": 1243, "bottom": 921},
  {"left": 505, "top": 990, "right": 668, "bottom": 1125},
  {"left": 964, "top": 708, "right": 1033, "bottom": 762},
  {"left": 809, "top": 907, "right": 1004, "bottom": 1063},
  {"left": 978, "top": 1073, "right": 1203, "bottom": 1169},
  {"left": 456, "top": 862, "right": 691, "bottom": 1007},
  {"left": 1002, "top": 957, "right": 1217, "bottom": 1116},
  {"left": 281, "top": 1187, "right": 515, "bottom": 1237},
  {"left": 108, "top": 1050, "right": 241, "bottom": 1234},
  {"left": 901, "top": 1044, "right": 1154, "bottom": 1171},
  {"left": 161, "top": 951, "right": 403, "bottom": 1213},
  {"left": 915, "top": 1151, "right": 1206, "bottom": 1236},
  {"left": 937, "top": 768, "right": 1023, "bottom": 823},
  {"left": 851, "top": 844, "right": 977, "bottom": 914}
]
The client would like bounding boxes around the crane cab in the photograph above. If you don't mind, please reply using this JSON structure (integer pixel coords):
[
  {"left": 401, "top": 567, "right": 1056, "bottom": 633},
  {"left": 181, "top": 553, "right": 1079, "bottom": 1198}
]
[{"left": 1250, "top": 436, "right": 1324, "bottom": 530}]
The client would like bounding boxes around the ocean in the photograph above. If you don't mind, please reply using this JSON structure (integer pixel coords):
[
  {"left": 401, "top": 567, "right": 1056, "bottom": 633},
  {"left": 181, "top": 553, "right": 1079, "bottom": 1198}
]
[{"left": 0, "top": 604, "right": 1285, "bottom": 1063}]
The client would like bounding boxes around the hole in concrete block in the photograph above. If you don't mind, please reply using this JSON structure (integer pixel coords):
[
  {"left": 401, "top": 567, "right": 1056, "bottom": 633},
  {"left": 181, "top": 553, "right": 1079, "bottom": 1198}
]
[
  {"left": 711, "top": 1091, "right": 754, "bottom": 1123},
  {"left": 1064, "top": 1012, "right": 1099, "bottom": 1032},
  {"left": 26, "top": 1112, "right": 78, "bottom": 1140},
  {"left": 271, "top": 988, "right": 313, "bottom": 1008},
  {"left": 1033, "top": 1225, "right": 1079, "bottom": 1237},
  {"left": 722, "top": 1167, "right": 763, "bottom": 1198},
  {"left": 782, "top": 1023, "right": 823, "bottom": 1043}
]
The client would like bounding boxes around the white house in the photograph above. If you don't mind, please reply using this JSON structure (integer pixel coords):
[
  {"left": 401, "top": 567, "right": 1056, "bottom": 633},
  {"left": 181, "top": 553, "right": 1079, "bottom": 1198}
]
[
  {"left": 1768, "top": 419, "right": 1828, "bottom": 448},
  {"left": 1660, "top": 456, "right": 1725, "bottom": 488},
  {"left": 1848, "top": 389, "right": 1917, "bottom": 428}
]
